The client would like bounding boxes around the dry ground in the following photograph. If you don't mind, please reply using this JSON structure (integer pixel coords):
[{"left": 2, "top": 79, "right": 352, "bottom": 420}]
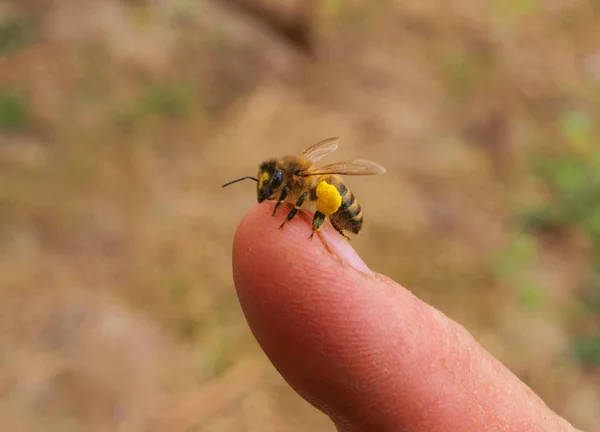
[{"left": 0, "top": 0, "right": 599, "bottom": 431}]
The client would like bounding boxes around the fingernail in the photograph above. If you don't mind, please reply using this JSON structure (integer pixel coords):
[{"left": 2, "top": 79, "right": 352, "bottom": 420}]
[{"left": 320, "top": 230, "right": 374, "bottom": 275}]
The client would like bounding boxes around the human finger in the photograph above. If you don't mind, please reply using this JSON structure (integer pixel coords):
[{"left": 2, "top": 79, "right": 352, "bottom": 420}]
[{"left": 232, "top": 202, "right": 582, "bottom": 432}]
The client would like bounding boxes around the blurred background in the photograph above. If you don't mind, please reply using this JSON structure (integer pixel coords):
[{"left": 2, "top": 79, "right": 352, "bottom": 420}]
[{"left": 0, "top": 0, "right": 599, "bottom": 430}]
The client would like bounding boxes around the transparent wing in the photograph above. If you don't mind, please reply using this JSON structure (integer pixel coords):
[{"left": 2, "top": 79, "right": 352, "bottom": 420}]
[
  {"left": 304, "top": 159, "right": 386, "bottom": 176},
  {"left": 301, "top": 137, "right": 339, "bottom": 163}
]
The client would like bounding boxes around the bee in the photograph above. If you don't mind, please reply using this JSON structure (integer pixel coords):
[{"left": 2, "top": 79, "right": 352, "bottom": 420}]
[{"left": 222, "top": 137, "right": 386, "bottom": 240}]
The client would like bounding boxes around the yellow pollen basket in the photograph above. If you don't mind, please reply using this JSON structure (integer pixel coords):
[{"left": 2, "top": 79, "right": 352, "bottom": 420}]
[{"left": 316, "top": 181, "right": 342, "bottom": 216}]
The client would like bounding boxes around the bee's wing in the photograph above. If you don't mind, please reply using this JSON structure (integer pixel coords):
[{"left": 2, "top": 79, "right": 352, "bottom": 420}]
[
  {"left": 304, "top": 159, "right": 386, "bottom": 176},
  {"left": 301, "top": 137, "right": 339, "bottom": 163}
]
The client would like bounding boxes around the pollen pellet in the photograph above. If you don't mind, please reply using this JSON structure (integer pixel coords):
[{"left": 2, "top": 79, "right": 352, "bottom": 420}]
[{"left": 316, "top": 181, "right": 342, "bottom": 215}]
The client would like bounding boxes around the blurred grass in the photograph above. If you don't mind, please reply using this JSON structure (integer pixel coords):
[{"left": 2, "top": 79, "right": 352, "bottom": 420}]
[
  {"left": 512, "top": 114, "right": 600, "bottom": 366},
  {"left": 0, "top": 87, "right": 29, "bottom": 132},
  {"left": 0, "top": 11, "right": 40, "bottom": 55},
  {"left": 142, "top": 80, "right": 194, "bottom": 118},
  {"left": 0, "top": 0, "right": 599, "bottom": 431}
]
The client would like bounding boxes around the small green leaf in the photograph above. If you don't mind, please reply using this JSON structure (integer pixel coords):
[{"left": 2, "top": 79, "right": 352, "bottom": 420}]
[
  {"left": 592, "top": 147, "right": 600, "bottom": 182},
  {"left": 573, "top": 335, "right": 600, "bottom": 366},
  {"left": 143, "top": 81, "right": 193, "bottom": 118},
  {"left": 323, "top": 0, "right": 343, "bottom": 17},
  {"left": 517, "top": 203, "right": 567, "bottom": 232},
  {"left": 580, "top": 277, "right": 600, "bottom": 313},
  {"left": 506, "top": 232, "right": 538, "bottom": 261},
  {"left": 560, "top": 109, "right": 592, "bottom": 151},
  {"left": 516, "top": 282, "right": 547, "bottom": 309},
  {"left": 497, "top": 0, "right": 538, "bottom": 17},
  {"left": 491, "top": 233, "right": 538, "bottom": 277},
  {"left": 0, "top": 88, "right": 29, "bottom": 132},
  {"left": 554, "top": 157, "right": 584, "bottom": 193},
  {"left": 443, "top": 51, "right": 478, "bottom": 98},
  {"left": 113, "top": 104, "right": 143, "bottom": 134},
  {"left": 0, "top": 14, "right": 40, "bottom": 55},
  {"left": 588, "top": 207, "right": 600, "bottom": 240}
]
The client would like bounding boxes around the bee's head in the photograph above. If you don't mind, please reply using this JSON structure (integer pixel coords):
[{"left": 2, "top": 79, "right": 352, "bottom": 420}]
[{"left": 256, "top": 159, "right": 284, "bottom": 203}]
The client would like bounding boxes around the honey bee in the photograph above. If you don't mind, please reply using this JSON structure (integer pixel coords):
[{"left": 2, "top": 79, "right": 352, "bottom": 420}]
[{"left": 222, "top": 137, "right": 386, "bottom": 240}]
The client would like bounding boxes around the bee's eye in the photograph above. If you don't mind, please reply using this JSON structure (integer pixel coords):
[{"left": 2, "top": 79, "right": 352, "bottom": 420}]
[{"left": 271, "top": 170, "right": 283, "bottom": 188}]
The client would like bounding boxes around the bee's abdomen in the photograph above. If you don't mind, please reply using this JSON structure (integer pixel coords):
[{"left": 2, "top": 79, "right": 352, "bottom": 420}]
[{"left": 331, "top": 180, "right": 363, "bottom": 234}]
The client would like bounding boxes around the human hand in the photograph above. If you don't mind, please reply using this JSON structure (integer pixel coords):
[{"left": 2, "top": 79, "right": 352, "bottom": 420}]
[{"left": 232, "top": 202, "right": 587, "bottom": 432}]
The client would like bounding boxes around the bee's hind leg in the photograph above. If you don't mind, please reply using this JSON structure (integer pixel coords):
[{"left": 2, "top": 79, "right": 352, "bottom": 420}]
[
  {"left": 335, "top": 229, "right": 351, "bottom": 241},
  {"left": 279, "top": 191, "right": 308, "bottom": 229},
  {"left": 330, "top": 217, "right": 351, "bottom": 241}
]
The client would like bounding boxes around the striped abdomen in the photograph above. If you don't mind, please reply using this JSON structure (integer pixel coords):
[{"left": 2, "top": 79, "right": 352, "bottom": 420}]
[{"left": 322, "top": 175, "right": 363, "bottom": 234}]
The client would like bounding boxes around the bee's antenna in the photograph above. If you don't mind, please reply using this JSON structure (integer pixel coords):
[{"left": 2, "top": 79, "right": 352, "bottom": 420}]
[{"left": 222, "top": 176, "right": 259, "bottom": 188}]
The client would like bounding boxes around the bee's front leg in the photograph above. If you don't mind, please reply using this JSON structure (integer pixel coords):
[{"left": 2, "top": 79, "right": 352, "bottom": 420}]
[
  {"left": 279, "top": 191, "right": 308, "bottom": 230},
  {"left": 272, "top": 186, "right": 288, "bottom": 216}
]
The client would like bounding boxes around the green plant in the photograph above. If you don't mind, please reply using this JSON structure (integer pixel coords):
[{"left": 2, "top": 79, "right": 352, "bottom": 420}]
[
  {"left": 0, "top": 13, "right": 40, "bottom": 55},
  {"left": 573, "top": 336, "right": 600, "bottom": 366},
  {"left": 491, "top": 232, "right": 538, "bottom": 277},
  {"left": 494, "top": 107, "right": 600, "bottom": 367},
  {"left": 442, "top": 50, "right": 480, "bottom": 100},
  {"left": 0, "top": 87, "right": 29, "bottom": 132},
  {"left": 142, "top": 80, "right": 193, "bottom": 119},
  {"left": 494, "top": 0, "right": 539, "bottom": 18}
]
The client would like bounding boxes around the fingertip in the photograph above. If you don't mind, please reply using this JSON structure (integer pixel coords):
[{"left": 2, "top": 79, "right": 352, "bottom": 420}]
[{"left": 232, "top": 202, "right": 373, "bottom": 280}]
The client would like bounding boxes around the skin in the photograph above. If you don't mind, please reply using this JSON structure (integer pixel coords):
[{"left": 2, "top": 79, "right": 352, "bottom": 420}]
[{"left": 232, "top": 202, "right": 591, "bottom": 432}]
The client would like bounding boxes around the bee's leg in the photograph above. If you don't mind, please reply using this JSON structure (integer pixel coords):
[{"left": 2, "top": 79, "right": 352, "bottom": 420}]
[
  {"left": 272, "top": 186, "right": 289, "bottom": 216},
  {"left": 279, "top": 191, "right": 308, "bottom": 230},
  {"left": 329, "top": 217, "right": 351, "bottom": 241},
  {"left": 309, "top": 211, "right": 326, "bottom": 240},
  {"left": 338, "top": 230, "right": 352, "bottom": 241},
  {"left": 332, "top": 228, "right": 351, "bottom": 241}
]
